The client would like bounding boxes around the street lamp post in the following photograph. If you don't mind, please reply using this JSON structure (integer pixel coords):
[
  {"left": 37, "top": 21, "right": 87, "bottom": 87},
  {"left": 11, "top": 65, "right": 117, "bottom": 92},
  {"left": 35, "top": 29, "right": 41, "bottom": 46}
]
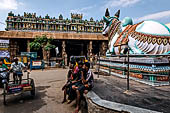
[
  {"left": 98, "top": 52, "right": 100, "bottom": 78},
  {"left": 168, "top": 70, "right": 170, "bottom": 85},
  {"left": 127, "top": 47, "right": 130, "bottom": 90},
  {"left": 109, "top": 59, "right": 111, "bottom": 76}
]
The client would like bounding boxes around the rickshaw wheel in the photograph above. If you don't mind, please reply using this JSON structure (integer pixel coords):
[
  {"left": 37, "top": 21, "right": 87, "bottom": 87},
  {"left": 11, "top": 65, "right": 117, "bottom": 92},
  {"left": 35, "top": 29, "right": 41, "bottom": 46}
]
[
  {"left": 30, "top": 79, "right": 35, "bottom": 97},
  {"left": 3, "top": 83, "right": 7, "bottom": 105}
]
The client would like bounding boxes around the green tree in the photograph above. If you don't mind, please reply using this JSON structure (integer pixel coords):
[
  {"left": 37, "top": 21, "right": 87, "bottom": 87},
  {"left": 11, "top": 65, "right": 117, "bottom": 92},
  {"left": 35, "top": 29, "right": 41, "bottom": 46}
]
[{"left": 30, "top": 35, "right": 56, "bottom": 61}]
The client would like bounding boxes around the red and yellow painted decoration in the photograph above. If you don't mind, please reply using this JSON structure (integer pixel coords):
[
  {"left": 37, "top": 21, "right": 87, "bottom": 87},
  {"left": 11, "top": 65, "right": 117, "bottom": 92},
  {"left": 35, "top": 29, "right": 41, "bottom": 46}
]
[
  {"left": 130, "top": 31, "right": 170, "bottom": 46},
  {"left": 111, "top": 21, "right": 170, "bottom": 47}
]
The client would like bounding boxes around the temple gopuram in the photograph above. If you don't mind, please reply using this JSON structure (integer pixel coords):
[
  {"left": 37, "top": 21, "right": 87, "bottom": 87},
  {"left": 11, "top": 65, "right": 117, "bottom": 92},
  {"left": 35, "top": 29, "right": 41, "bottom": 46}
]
[
  {"left": 6, "top": 11, "right": 103, "bottom": 33},
  {"left": 0, "top": 11, "right": 108, "bottom": 65}
]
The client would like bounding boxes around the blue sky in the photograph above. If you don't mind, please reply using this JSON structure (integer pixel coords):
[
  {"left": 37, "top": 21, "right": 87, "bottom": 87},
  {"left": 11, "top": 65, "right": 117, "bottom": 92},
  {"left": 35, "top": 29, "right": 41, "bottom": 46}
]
[{"left": 0, "top": 0, "right": 170, "bottom": 31}]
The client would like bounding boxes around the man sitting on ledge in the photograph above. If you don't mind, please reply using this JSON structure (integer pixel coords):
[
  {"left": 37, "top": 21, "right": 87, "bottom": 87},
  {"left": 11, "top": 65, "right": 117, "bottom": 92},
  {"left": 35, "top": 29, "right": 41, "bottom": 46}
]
[{"left": 72, "top": 62, "right": 94, "bottom": 113}]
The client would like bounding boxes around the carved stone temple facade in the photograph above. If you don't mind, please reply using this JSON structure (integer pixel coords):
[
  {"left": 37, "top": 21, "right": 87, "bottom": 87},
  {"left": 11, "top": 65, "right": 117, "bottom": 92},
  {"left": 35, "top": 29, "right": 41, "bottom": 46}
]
[{"left": 0, "top": 12, "right": 108, "bottom": 65}]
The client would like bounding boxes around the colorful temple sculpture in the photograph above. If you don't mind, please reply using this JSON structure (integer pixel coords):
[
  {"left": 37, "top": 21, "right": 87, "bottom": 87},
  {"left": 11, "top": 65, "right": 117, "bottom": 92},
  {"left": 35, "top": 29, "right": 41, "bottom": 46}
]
[
  {"left": 98, "top": 9, "right": 170, "bottom": 86},
  {"left": 6, "top": 11, "right": 103, "bottom": 33}
]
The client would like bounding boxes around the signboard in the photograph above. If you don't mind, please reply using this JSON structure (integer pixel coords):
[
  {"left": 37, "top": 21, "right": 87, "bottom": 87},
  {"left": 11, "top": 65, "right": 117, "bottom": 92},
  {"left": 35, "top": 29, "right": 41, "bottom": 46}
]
[
  {"left": 21, "top": 52, "right": 37, "bottom": 59},
  {"left": 32, "top": 61, "right": 42, "bottom": 66},
  {"left": 0, "top": 39, "right": 9, "bottom": 58}
]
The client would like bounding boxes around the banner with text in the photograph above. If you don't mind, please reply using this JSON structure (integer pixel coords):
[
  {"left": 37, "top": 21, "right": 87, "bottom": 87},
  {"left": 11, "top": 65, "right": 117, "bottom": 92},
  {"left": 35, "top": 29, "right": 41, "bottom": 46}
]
[{"left": 0, "top": 39, "right": 10, "bottom": 57}]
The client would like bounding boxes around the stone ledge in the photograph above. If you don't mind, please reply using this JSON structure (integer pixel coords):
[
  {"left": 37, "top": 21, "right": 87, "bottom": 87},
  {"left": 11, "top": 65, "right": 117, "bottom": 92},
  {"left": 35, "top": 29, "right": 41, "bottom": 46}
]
[
  {"left": 85, "top": 91, "right": 162, "bottom": 113},
  {"left": 0, "top": 31, "right": 107, "bottom": 40}
]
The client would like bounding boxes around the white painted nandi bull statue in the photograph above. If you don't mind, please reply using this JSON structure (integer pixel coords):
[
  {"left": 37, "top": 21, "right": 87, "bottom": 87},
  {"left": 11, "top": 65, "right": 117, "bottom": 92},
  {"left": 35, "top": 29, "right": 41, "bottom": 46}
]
[{"left": 102, "top": 9, "right": 170, "bottom": 55}]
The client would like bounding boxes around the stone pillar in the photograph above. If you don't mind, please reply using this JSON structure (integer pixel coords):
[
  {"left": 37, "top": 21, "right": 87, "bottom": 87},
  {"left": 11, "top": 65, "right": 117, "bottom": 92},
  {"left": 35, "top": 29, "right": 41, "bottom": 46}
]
[
  {"left": 101, "top": 41, "right": 107, "bottom": 56},
  {"left": 27, "top": 39, "right": 30, "bottom": 52},
  {"left": 47, "top": 50, "right": 50, "bottom": 66},
  {"left": 62, "top": 41, "right": 67, "bottom": 65},
  {"left": 80, "top": 43, "right": 84, "bottom": 56},
  {"left": 42, "top": 48, "right": 47, "bottom": 61},
  {"left": 88, "top": 41, "right": 93, "bottom": 62},
  {"left": 9, "top": 39, "right": 18, "bottom": 61}
]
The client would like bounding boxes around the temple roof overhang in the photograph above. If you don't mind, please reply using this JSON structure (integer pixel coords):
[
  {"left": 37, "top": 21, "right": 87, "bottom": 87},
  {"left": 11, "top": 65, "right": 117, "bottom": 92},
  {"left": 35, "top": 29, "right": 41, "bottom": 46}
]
[{"left": 0, "top": 31, "right": 108, "bottom": 40}]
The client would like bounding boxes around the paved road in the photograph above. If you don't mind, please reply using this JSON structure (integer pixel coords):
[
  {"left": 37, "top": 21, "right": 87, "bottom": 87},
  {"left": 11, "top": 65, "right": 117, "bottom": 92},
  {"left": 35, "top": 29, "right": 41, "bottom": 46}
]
[
  {"left": 94, "top": 74, "right": 170, "bottom": 113},
  {"left": 0, "top": 69, "right": 76, "bottom": 113}
]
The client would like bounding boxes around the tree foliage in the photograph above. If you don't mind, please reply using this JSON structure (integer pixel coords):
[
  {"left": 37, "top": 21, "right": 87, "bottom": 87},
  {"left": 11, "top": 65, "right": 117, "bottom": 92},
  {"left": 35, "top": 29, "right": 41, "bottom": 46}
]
[{"left": 30, "top": 35, "right": 56, "bottom": 51}]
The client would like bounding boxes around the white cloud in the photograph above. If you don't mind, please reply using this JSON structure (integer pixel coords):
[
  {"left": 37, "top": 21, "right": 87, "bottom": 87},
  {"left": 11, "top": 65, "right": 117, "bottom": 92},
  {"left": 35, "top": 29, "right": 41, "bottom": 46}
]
[
  {"left": 134, "top": 10, "right": 170, "bottom": 22},
  {"left": 70, "top": 5, "right": 96, "bottom": 16},
  {"left": 104, "top": 0, "right": 141, "bottom": 8},
  {"left": 0, "top": 0, "right": 23, "bottom": 10}
]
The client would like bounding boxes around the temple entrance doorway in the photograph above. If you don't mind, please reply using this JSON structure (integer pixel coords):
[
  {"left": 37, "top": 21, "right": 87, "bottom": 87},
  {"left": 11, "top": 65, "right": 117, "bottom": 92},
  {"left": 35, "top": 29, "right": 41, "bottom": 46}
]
[{"left": 66, "top": 40, "right": 88, "bottom": 63}]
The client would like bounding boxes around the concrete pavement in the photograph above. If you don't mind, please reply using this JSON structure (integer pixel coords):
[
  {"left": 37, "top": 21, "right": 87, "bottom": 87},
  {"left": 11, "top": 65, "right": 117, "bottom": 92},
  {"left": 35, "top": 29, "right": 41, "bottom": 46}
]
[{"left": 0, "top": 69, "right": 76, "bottom": 113}]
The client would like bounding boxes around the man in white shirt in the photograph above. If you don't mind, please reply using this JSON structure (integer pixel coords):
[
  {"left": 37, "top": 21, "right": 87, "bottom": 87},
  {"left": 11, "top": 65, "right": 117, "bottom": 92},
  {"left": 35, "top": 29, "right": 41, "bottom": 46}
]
[{"left": 10, "top": 57, "right": 26, "bottom": 84}]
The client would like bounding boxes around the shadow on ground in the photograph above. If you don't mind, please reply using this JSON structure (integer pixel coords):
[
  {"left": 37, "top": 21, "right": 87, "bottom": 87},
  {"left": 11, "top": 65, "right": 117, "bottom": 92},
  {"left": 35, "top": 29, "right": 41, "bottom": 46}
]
[{"left": 0, "top": 85, "right": 50, "bottom": 113}]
